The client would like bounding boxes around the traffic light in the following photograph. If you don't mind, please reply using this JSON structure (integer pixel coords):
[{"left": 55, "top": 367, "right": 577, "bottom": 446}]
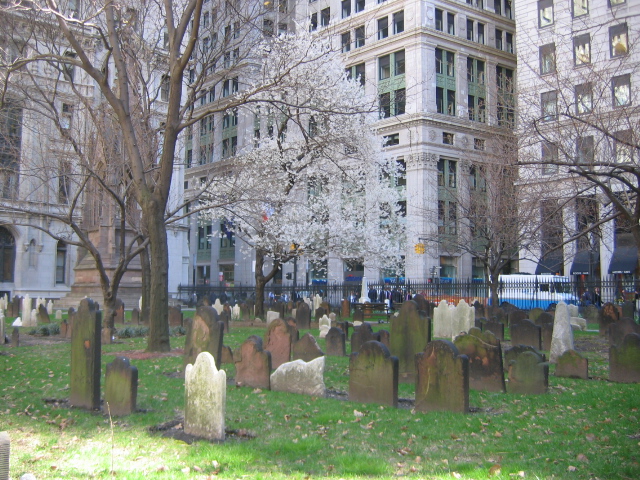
[{"left": 414, "top": 243, "right": 425, "bottom": 254}]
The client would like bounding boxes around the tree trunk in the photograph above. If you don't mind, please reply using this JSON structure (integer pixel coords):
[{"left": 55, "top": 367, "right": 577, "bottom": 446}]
[
  {"left": 145, "top": 200, "right": 171, "bottom": 352},
  {"left": 138, "top": 241, "right": 152, "bottom": 324},
  {"left": 254, "top": 249, "right": 281, "bottom": 318}
]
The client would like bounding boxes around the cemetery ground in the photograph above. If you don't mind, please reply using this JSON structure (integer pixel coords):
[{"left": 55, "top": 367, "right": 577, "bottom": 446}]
[{"left": 1, "top": 314, "right": 639, "bottom": 480}]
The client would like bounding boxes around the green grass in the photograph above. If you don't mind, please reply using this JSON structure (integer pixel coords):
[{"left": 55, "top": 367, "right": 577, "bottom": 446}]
[{"left": 1, "top": 317, "right": 639, "bottom": 479}]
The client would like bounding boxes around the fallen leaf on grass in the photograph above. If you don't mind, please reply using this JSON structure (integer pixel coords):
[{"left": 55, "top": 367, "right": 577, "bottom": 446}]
[
  {"left": 577, "top": 454, "right": 589, "bottom": 463},
  {"left": 157, "top": 466, "right": 168, "bottom": 472},
  {"left": 567, "top": 465, "right": 577, "bottom": 472},
  {"left": 494, "top": 431, "right": 502, "bottom": 438},
  {"left": 488, "top": 464, "right": 501, "bottom": 476},
  {"left": 452, "top": 472, "right": 462, "bottom": 479},
  {"left": 353, "top": 410, "right": 364, "bottom": 418}
]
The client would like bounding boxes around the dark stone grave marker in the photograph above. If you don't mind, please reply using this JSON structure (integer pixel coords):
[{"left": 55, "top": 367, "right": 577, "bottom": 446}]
[
  {"left": 507, "top": 350, "right": 548, "bottom": 394},
  {"left": 70, "top": 298, "right": 102, "bottom": 410},
  {"left": 325, "top": 327, "right": 346, "bottom": 356},
  {"left": 131, "top": 307, "right": 140, "bottom": 325},
  {"left": 37, "top": 304, "right": 50, "bottom": 324},
  {"left": 349, "top": 341, "right": 398, "bottom": 407},
  {"left": 292, "top": 333, "right": 324, "bottom": 362},
  {"left": 376, "top": 329, "right": 390, "bottom": 349},
  {"left": 483, "top": 319, "right": 504, "bottom": 341},
  {"left": 183, "top": 306, "right": 224, "bottom": 370},
  {"left": 390, "top": 300, "right": 431, "bottom": 383},
  {"left": 555, "top": 349, "right": 588, "bottom": 380},
  {"left": 608, "top": 318, "right": 640, "bottom": 347},
  {"left": 351, "top": 322, "right": 375, "bottom": 354},
  {"left": 264, "top": 318, "right": 292, "bottom": 369},
  {"left": 295, "top": 302, "right": 311, "bottom": 330},
  {"left": 235, "top": 336, "right": 271, "bottom": 389},
  {"left": 600, "top": 302, "right": 620, "bottom": 336},
  {"left": 510, "top": 319, "right": 542, "bottom": 350},
  {"left": 168, "top": 305, "right": 183, "bottom": 327},
  {"left": 454, "top": 327, "right": 505, "bottom": 392},
  {"left": 609, "top": 333, "right": 640, "bottom": 383},
  {"left": 105, "top": 356, "right": 138, "bottom": 416}
]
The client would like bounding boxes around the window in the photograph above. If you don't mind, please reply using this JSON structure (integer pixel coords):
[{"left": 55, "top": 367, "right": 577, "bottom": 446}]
[
  {"left": 614, "top": 130, "right": 633, "bottom": 163},
  {"left": 310, "top": 13, "right": 317, "bottom": 31},
  {"left": 347, "top": 62, "right": 366, "bottom": 86},
  {"left": 1, "top": 103, "right": 21, "bottom": 200},
  {"left": 208, "top": 87, "right": 215, "bottom": 102},
  {"left": 378, "top": 17, "right": 389, "bottom": 39},
  {"left": 575, "top": 83, "right": 592, "bottom": 114},
  {"left": 396, "top": 158, "right": 406, "bottom": 186},
  {"left": 612, "top": 74, "right": 631, "bottom": 107},
  {"left": 541, "top": 91, "right": 558, "bottom": 121},
  {"left": 541, "top": 142, "right": 559, "bottom": 174},
  {"left": 355, "top": 26, "right": 365, "bottom": 48},
  {"left": 222, "top": 136, "right": 237, "bottom": 158},
  {"left": 436, "top": 49, "right": 455, "bottom": 116},
  {"left": 576, "top": 136, "right": 594, "bottom": 164},
  {"left": 341, "top": 32, "right": 351, "bottom": 52},
  {"left": 379, "top": 92, "right": 391, "bottom": 118},
  {"left": 467, "top": 58, "right": 485, "bottom": 85},
  {"left": 321, "top": 8, "right": 330, "bottom": 27},
  {"left": 610, "top": 24, "right": 628, "bottom": 57},
  {"left": 436, "top": 48, "right": 454, "bottom": 76},
  {"left": 223, "top": 77, "right": 238, "bottom": 97},
  {"left": 379, "top": 50, "right": 404, "bottom": 80},
  {"left": 477, "top": 23, "right": 485, "bottom": 44},
  {"left": 63, "top": 51, "right": 76, "bottom": 82},
  {"left": 56, "top": 241, "right": 67, "bottom": 284},
  {"left": 448, "top": 159, "right": 457, "bottom": 185},
  {"left": 355, "top": 0, "right": 365, "bottom": 13},
  {"left": 443, "top": 132, "right": 454, "bottom": 146},
  {"left": 278, "top": 23, "right": 287, "bottom": 35},
  {"left": 393, "top": 11, "right": 404, "bottom": 34},
  {"left": 69, "top": 0, "right": 80, "bottom": 18},
  {"left": 263, "top": 19, "right": 274, "bottom": 36},
  {"left": 467, "top": 19, "right": 474, "bottom": 41},
  {"left": 342, "top": 0, "right": 351, "bottom": 18},
  {"left": 435, "top": 9, "right": 443, "bottom": 31},
  {"left": 58, "top": 160, "right": 71, "bottom": 203},
  {"left": 474, "top": 138, "right": 485, "bottom": 151},
  {"left": 574, "top": 34, "right": 590, "bottom": 65},
  {"left": 495, "top": 29, "right": 503, "bottom": 50},
  {"left": 538, "top": 0, "right": 554, "bottom": 28},
  {"left": 160, "top": 74, "right": 170, "bottom": 101},
  {"left": 447, "top": 12, "right": 455, "bottom": 35},
  {"left": 394, "top": 88, "right": 406, "bottom": 115},
  {"left": 610, "top": 0, "right": 626, "bottom": 6},
  {"left": 468, "top": 95, "right": 486, "bottom": 122},
  {"left": 573, "top": 0, "right": 588, "bottom": 17},
  {"left": 505, "top": 32, "right": 513, "bottom": 53},
  {"left": 379, "top": 54, "right": 390, "bottom": 80},
  {"left": 539, "top": 43, "right": 556, "bottom": 74},
  {"left": 437, "top": 159, "right": 444, "bottom": 186},
  {"left": 394, "top": 50, "right": 405, "bottom": 75},
  {"left": 60, "top": 103, "right": 73, "bottom": 130},
  {"left": 495, "top": 0, "right": 512, "bottom": 18},
  {"left": 383, "top": 133, "right": 399, "bottom": 146},
  {"left": 198, "top": 224, "right": 213, "bottom": 250},
  {"left": 497, "top": 66, "right": 515, "bottom": 128},
  {"left": 0, "top": 227, "right": 15, "bottom": 282},
  {"left": 203, "top": 12, "right": 209, "bottom": 28}
]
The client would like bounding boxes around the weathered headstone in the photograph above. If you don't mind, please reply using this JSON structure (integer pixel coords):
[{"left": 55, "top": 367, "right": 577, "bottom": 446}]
[
  {"left": 415, "top": 340, "right": 469, "bottom": 413},
  {"left": 231, "top": 304, "right": 241, "bottom": 321},
  {"left": 11, "top": 327, "right": 18, "bottom": 348},
  {"left": 70, "top": 298, "right": 102, "bottom": 410},
  {"left": 66, "top": 307, "right": 76, "bottom": 339},
  {"left": 221, "top": 345, "right": 234, "bottom": 364},
  {"left": 184, "top": 352, "right": 226, "bottom": 441},
  {"left": 240, "top": 302, "right": 252, "bottom": 321},
  {"left": 349, "top": 341, "right": 398, "bottom": 407},
  {"left": 621, "top": 301, "right": 635, "bottom": 320},
  {"left": 609, "top": 333, "right": 640, "bottom": 383},
  {"left": 131, "top": 307, "right": 140, "bottom": 325},
  {"left": 270, "top": 357, "right": 325, "bottom": 397},
  {"left": 582, "top": 304, "right": 599, "bottom": 327},
  {"left": 508, "top": 309, "right": 528, "bottom": 326},
  {"left": 341, "top": 299, "right": 350, "bottom": 318},
  {"left": 510, "top": 319, "right": 542, "bottom": 350},
  {"left": 555, "top": 350, "right": 588, "bottom": 380},
  {"left": 507, "top": 350, "right": 548, "bottom": 394},
  {"left": 325, "top": 327, "right": 346, "bottom": 356},
  {"left": 528, "top": 307, "right": 544, "bottom": 324},
  {"left": 284, "top": 317, "right": 300, "bottom": 343},
  {"left": 219, "top": 305, "right": 231, "bottom": 333},
  {"left": 351, "top": 322, "right": 375, "bottom": 354},
  {"left": 314, "top": 306, "right": 327, "bottom": 322},
  {"left": 504, "top": 344, "right": 546, "bottom": 365},
  {"left": 570, "top": 317, "right": 587, "bottom": 331},
  {"left": 266, "top": 311, "right": 280, "bottom": 326},
  {"left": 183, "top": 306, "right": 224, "bottom": 370},
  {"left": 295, "top": 301, "right": 311, "bottom": 330},
  {"left": 390, "top": 300, "right": 431, "bottom": 383},
  {"left": 453, "top": 327, "right": 505, "bottom": 392},
  {"left": 235, "top": 336, "right": 271, "bottom": 389},
  {"left": 264, "top": 318, "right": 292, "bottom": 369},
  {"left": 550, "top": 301, "right": 574, "bottom": 363},
  {"left": 482, "top": 319, "right": 504, "bottom": 341},
  {"left": 104, "top": 356, "right": 138, "bottom": 416},
  {"left": 600, "top": 302, "right": 619, "bottom": 336},
  {"left": 319, "top": 315, "right": 331, "bottom": 330},
  {"left": 608, "top": 318, "right": 640, "bottom": 347},
  {"left": 55, "top": 309, "right": 63, "bottom": 321},
  {"left": 432, "top": 300, "right": 453, "bottom": 338},
  {"left": 452, "top": 300, "right": 475, "bottom": 336},
  {"left": 376, "top": 329, "right": 391, "bottom": 349},
  {"left": 212, "top": 299, "right": 224, "bottom": 315},
  {"left": 411, "top": 294, "right": 430, "bottom": 314},
  {"left": 535, "top": 311, "right": 554, "bottom": 326},
  {"left": 0, "top": 431, "right": 8, "bottom": 480},
  {"left": 59, "top": 320, "right": 68, "bottom": 337},
  {"left": 292, "top": 333, "right": 324, "bottom": 362},
  {"left": 168, "top": 305, "right": 183, "bottom": 327},
  {"left": 567, "top": 303, "right": 580, "bottom": 319},
  {"left": 541, "top": 322, "right": 553, "bottom": 351},
  {"left": 336, "top": 321, "right": 351, "bottom": 341}
]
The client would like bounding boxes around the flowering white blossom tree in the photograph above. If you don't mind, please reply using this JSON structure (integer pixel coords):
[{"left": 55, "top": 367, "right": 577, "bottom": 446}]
[{"left": 200, "top": 32, "right": 405, "bottom": 315}]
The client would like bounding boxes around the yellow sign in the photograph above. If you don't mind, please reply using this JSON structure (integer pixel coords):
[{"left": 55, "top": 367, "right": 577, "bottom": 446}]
[{"left": 414, "top": 243, "right": 425, "bottom": 254}]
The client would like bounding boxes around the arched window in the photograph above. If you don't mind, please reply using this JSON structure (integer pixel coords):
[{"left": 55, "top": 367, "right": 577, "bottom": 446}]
[
  {"left": 28, "top": 238, "right": 36, "bottom": 268},
  {"left": 56, "top": 241, "right": 67, "bottom": 284},
  {"left": 0, "top": 227, "right": 15, "bottom": 282}
]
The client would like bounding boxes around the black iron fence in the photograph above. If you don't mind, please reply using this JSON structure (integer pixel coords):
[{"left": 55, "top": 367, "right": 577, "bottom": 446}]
[{"left": 177, "top": 275, "right": 634, "bottom": 309}]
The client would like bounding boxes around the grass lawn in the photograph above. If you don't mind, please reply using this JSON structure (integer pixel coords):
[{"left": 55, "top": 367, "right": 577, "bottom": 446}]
[{"left": 1, "top": 314, "right": 639, "bottom": 479}]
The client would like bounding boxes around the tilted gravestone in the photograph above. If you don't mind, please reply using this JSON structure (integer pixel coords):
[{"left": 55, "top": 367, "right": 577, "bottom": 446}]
[
  {"left": 390, "top": 300, "right": 431, "bottom": 383},
  {"left": 454, "top": 327, "right": 505, "bottom": 393},
  {"left": 411, "top": 293, "right": 430, "bottom": 315},
  {"left": 235, "top": 336, "right": 271, "bottom": 389},
  {"left": 600, "top": 302, "right": 619, "bottom": 336},
  {"left": 284, "top": 317, "right": 300, "bottom": 343},
  {"left": 550, "top": 302, "right": 574, "bottom": 363},
  {"left": 295, "top": 301, "right": 311, "bottom": 330},
  {"left": 240, "top": 302, "right": 252, "bottom": 321},
  {"left": 314, "top": 306, "right": 327, "bottom": 322},
  {"left": 609, "top": 333, "right": 640, "bottom": 383},
  {"left": 452, "top": 300, "right": 475, "bottom": 337},
  {"left": 221, "top": 345, "right": 234, "bottom": 364},
  {"left": 349, "top": 341, "right": 398, "bottom": 407},
  {"left": 70, "top": 298, "right": 102, "bottom": 410},
  {"left": 292, "top": 333, "right": 324, "bottom": 363},
  {"left": 270, "top": 357, "right": 326, "bottom": 397},
  {"left": 555, "top": 349, "right": 588, "bottom": 380},
  {"left": 168, "top": 305, "right": 183, "bottom": 327},
  {"left": 325, "top": 327, "right": 346, "bottom": 356},
  {"left": 264, "top": 318, "right": 292, "bottom": 369},
  {"left": 352, "top": 308, "right": 364, "bottom": 323},
  {"left": 105, "top": 356, "right": 138, "bottom": 416},
  {"left": 351, "top": 322, "right": 375, "bottom": 354},
  {"left": 336, "top": 321, "right": 351, "bottom": 341},
  {"left": 510, "top": 319, "right": 542, "bottom": 350},
  {"left": 184, "top": 352, "right": 226, "bottom": 441},
  {"left": 37, "top": 304, "right": 50, "bottom": 324},
  {"left": 183, "top": 306, "right": 224, "bottom": 371},
  {"left": 608, "top": 318, "right": 640, "bottom": 347},
  {"left": 507, "top": 350, "right": 548, "bottom": 394},
  {"left": 415, "top": 340, "right": 469, "bottom": 413},
  {"left": 482, "top": 319, "right": 504, "bottom": 341}
]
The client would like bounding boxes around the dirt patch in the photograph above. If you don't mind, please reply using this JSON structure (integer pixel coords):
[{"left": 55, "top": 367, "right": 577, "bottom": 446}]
[
  {"left": 149, "top": 418, "right": 256, "bottom": 444},
  {"left": 574, "top": 334, "right": 608, "bottom": 355},
  {"left": 2, "top": 333, "right": 69, "bottom": 347}
]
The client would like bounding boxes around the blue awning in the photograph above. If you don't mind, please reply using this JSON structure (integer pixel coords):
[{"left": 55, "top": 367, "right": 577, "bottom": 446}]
[
  {"left": 536, "top": 251, "right": 564, "bottom": 275},
  {"left": 570, "top": 250, "right": 598, "bottom": 275},
  {"left": 608, "top": 246, "right": 638, "bottom": 274}
]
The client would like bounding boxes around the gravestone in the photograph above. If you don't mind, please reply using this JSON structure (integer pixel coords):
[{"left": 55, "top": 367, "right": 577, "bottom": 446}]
[
  {"left": 234, "top": 336, "right": 271, "bottom": 389},
  {"left": 168, "top": 306, "right": 183, "bottom": 327},
  {"left": 609, "top": 333, "right": 640, "bottom": 383},
  {"left": 183, "top": 306, "right": 224, "bottom": 371},
  {"left": 351, "top": 322, "right": 375, "bottom": 354},
  {"left": 319, "top": 315, "right": 331, "bottom": 330},
  {"left": 11, "top": 327, "right": 18, "bottom": 347},
  {"left": 240, "top": 302, "right": 252, "bottom": 321},
  {"left": 504, "top": 344, "right": 546, "bottom": 365},
  {"left": 453, "top": 327, "right": 505, "bottom": 392},
  {"left": 221, "top": 345, "right": 234, "bottom": 364},
  {"left": 325, "top": 327, "right": 346, "bottom": 356},
  {"left": 70, "top": 298, "right": 102, "bottom": 410},
  {"left": 452, "top": 300, "right": 475, "bottom": 336},
  {"left": 284, "top": 317, "right": 300, "bottom": 343},
  {"left": 314, "top": 306, "right": 327, "bottom": 322},
  {"left": 8, "top": 296, "right": 21, "bottom": 317},
  {"left": 36, "top": 304, "right": 50, "bottom": 324},
  {"left": 264, "top": 318, "right": 292, "bottom": 369},
  {"left": 0, "top": 313, "right": 4, "bottom": 344},
  {"left": 336, "top": 321, "right": 351, "bottom": 341},
  {"left": 600, "top": 302, "right": 619, "bottom": 336},
  {"left": 550, "top": 302, "right": 574, "bottom": 363},
  {"left": 508, "top": 309, "right": 528, "bottom": 326},
  {"left": 570, "top": 317, "right": 587, "bottom": 331},
  {"left": 608, "top": 318, "right": 640, "bottom": 347},
  {"left": 231, "top": 304, "right": 241, "bottom": 320},
  {"left": 104, "top": 356, "right": 138, "bottom": 416},
  {"left": 473, "top": 301, "right": 486, "bottom": 319},
  {"left": 510, "top": 319, "right": 542, "bottom": 350},
  {"left": 583, "top": 304, "right": 599, "bottom": 326},
  {"left": 507, "top": 350, "right": 548, "bottom": 394},
  {"left": 567, "top": 304, "right": 580, "bottom": 319},
  {"left": 219, "top": 305, "right": 231, "bottom": 333},
  {"left": 353, "top": 308, "right": 364, "bottom": 323},
  {"left": 295, "top": 301, "right": 311, "bottom": 330},
  {"left": 534, "top": 311, "right": 554, "bottom": 327},
  {"left": 555, "top": 350, "right": 588, "bottom": 380},
  {"left": 270, "top": 357, "right": 326, "bottom": 397},
  {"left": 376, "top": 329, "right": 391, "bottom": 349},
  {"left": 271, "top": 301, "right": 286, "bottom": 320},
  {"left": 184, "top": 352, "right": 226, "bottom": 441},
  {"left": 411, "top": 294, "right": 430, "bottom": 315},
  {"left": 541, "top": 322, "right": 553, "bottom": 351},
  {"left": 349, "top": 341, "right": 398, "bottom": 407},
  {"left": 59, "top": 320, "right": 68, "bottom": 337},
  {"left": 483, "top": 319, "right": 504, "bottom": 341},
  {"left": 622, "top": 301, "right": 635, "bottom": 320},
  {"left": 131, "top": 307, "right": 140, "bottom": 325},
  {"left": 266, "top": 311, "right": 280, "bottom": 326},
  {"left": 341, "top": 299, "right": 350, "bottom": 318},
  {"left": 415, "top": 340, "right": 469, "bottom": 413},
  {"left": 0, "top": 431, "right": 8, "bottom": 480},
  {"left": 66, "top": 307, "right": 76, "bottom": 339},
  {"left": 528, "top": 307, "right": 544, "bottom": 324},
  {"left": 433, "top": 300, "right": 453, "bottom": 338},
  {"left": 212, "top": 299, "right": 224, "bottom": 315},
  {"left": 292, "top": 333, "right": 324, "bottom": 362},
  {"left": 114, "top": 299, "right": 125, "bottom": 324},
  {"left": 390, "top": 300, "right": 431, "bottom": 383}
]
